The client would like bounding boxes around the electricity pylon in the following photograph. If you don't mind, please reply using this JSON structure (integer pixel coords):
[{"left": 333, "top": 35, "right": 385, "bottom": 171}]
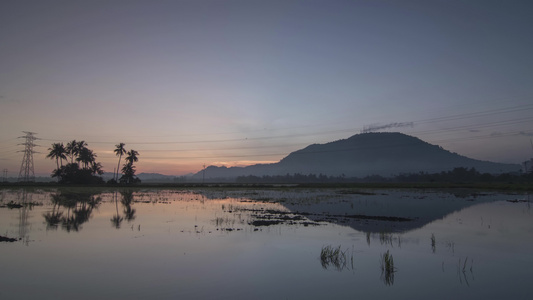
[{"left": 18, "top": 131, "right": 39, "bottom": 182}]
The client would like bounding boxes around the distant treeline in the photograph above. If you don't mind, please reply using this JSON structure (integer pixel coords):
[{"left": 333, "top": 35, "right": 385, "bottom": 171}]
[{"left": 235, "top": 167, "right": 533, "bottom": 184}]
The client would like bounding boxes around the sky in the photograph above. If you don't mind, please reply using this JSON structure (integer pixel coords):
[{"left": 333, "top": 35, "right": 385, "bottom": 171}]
[{"left": 1, "top": 0, "right": 533, "bottom": 177}]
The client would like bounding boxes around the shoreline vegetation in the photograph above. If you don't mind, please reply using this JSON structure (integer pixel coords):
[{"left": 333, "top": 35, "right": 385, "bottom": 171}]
[
  {"left": 2, "top": 167, "right": 532, "bottom": 191},
  {"left": 45, "top": 140, "right": 140, "bottom": 185},
  {"left": 1, "top": 180, "right": 532, "bottom": 192}
]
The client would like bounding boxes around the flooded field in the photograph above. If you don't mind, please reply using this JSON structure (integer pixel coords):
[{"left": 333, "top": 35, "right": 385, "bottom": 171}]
[{"left": 1, "top": 187, "right": 532, "bottom": 299}]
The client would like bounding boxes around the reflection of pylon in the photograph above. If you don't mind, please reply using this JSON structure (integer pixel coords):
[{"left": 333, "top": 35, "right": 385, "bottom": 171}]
[{"left": 18, "top": 131, "right": 39, "bottom": 182}]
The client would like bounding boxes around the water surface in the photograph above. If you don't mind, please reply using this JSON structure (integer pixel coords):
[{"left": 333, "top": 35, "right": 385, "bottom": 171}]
[{"left": 1, "top": 188, "right": 531, "bottom": 299}]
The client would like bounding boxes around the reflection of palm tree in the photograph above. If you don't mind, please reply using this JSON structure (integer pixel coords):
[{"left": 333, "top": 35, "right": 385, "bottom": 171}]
[
  {"left": 72, "top": 194, "right": 101, "bottom": 230},
  {"left": 123, "top": 206, "right": 136, "bottom": 221},
  {"left": 46, "top": 191, "right": 102, "bottom": 232},
  {"left": 60, "top": 193, "right": 80, "bottom": 232},
  {"left": 111, "top": 214, "right": 124, "bottom": 228},
  {"left": 111, "top": 192, "right": 123, "bottom": 229},
  {"left": 120, "top": 191, "right": 136, "bottom": 221},
  {"left": 44, "top": 193, "right": 64, "bottom": 229},
  {"left": 44, "top": 211, "right": 63, "bottom": 229},
  {"left": 120, "top": 191, "right": 134, "bottom": 205},
  {"left": 62, "top": 215, "right": 80, "bottom": 232},
  {"left": 114, "top": 143, "right": 127, "bottom": 181},
  {"left": 74, "top": 202, "right": 93, "bottom": 224}
]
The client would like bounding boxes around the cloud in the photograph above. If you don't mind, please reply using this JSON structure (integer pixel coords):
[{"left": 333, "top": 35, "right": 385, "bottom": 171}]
[
  {"left": 490, "top": 131, "right": 503, "bottom": 137},
  {"left": 519, "top": 131, "right": 533, "bottom": 137},
  {"left": 361, "top": 122, "right": 414, "bottom": 133}
]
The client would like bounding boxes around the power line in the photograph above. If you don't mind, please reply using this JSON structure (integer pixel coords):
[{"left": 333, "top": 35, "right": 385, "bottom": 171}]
[
  {"left": 36, "top": 103, "right": 533, "bottom": 147},
  {"left": 7, "top": 102, "right": 532, "bottom": 169}
]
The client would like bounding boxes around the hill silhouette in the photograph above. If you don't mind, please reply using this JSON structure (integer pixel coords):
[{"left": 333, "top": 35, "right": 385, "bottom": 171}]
[{"left": 194, "top": 132, "right": 520, "bottom": 179}]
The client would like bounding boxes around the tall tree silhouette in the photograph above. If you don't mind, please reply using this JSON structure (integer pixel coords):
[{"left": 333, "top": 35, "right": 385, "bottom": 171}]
[
  {"left": 75, "top": 141, "right": 88, "bottom": 167},
  {"left": 114, "top": 143, "right": 127, "bottom": 181},
  {"left": 77, "top": 147, "right": 96, "bottom": 169},
  {"left": 65, "top": 140, "right": 77, "bottom": 164},
  {"left": 120, "top": 149, "right": 140, "bottom": 184},
  {"left": 125, "top": 149, "right": 139, "bottom": 165},
  {"left": 46, "top": 143, "right": 67, "bottom": 170}
]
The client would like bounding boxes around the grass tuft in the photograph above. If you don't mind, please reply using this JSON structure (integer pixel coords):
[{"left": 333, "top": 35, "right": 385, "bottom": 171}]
[
  {"left": 320, "top": 245, "right": 353, "bottom": 271},
  {"left": 380, "top": 250, "right": 397, "bottom": 285}
]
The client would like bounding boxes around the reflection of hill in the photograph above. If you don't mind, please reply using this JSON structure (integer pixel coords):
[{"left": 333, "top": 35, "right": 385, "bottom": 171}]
[
  {"left": 198, "top": 189, "right": 508, "bottom": 233},
  {"left": 279, "top": 191, "right": 505, "bottom": 233}
]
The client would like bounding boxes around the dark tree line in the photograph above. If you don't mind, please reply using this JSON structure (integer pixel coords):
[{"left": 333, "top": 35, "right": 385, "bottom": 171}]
[
  {"left": 392, "top": 167, "right": 532, "bottom": 184},
  {"left": 235, "top": 168, "right": 532, "bottom": 184},
  {"left": 236, "top": 173, "right": 345, "bottom": 184}
]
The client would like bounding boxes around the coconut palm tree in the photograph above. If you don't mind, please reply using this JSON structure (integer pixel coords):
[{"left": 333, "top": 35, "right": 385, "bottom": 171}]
[
  {"left": 114, "top": 143, "right": 127, "bottom": 181},
  {"left": 90, "top": 162, "right": 104, "bottom": 175},
  {"left": 65, "top": 140, "right": 77, "bottom": 164},
  {"left": 119, "top": 150, "right": 140, "bottom": 184},
  {"left": 76, "top": 147, "right": 96, "bottom": 170},
  {"left": 125, "top": 149, "right": 139, "bottom": 165},
  {"left": 50, "top": 140, "right": 105, "bottom": 184},
  {"left": 75, "top": 141, "right": 88, "bottom": 167},
  {"left": 47, "top": 143, "right": 67, "bottom": 170},
  {"left": 120, "top": 163, "right": 136, "bottom": 184}
]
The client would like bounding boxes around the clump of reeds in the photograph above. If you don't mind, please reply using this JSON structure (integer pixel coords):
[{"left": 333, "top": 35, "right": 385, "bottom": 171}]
[
  {"left": 380, "top": 250, "right": 397, "bottom": 285},
  {"left": 320, "top": 245, "right": 352, "bottom": 271}
]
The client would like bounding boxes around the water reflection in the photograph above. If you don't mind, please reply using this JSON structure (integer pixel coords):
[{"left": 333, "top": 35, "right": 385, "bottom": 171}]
[
  {"left": 1, "top": 188, "right": 532, "bottom": 300},
  {"left": 121, "top": 190, "right": 136, "bottom": 221},
  {"left": 319, "top": 245, "right": 354, "bottom": 272},
  {"left": 380, "top": 250, "right": 396, "bottom": 286},
  {"left": 43, "top": 191, "right": 101, "bottom": 232},
  {"left": 110, "top": 190, "right": 136, "bottom": 229},
  {"left": 18, "top": 190, "right": 31, "bottom": 245},
  {"left": 456, "top": 257, "right": 475, "bottom": 286}
]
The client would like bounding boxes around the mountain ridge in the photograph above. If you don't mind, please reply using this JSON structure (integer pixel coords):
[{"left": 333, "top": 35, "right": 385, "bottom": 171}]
[{"left": 193, "top": 132, "right": 520, "bottom": 179}]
